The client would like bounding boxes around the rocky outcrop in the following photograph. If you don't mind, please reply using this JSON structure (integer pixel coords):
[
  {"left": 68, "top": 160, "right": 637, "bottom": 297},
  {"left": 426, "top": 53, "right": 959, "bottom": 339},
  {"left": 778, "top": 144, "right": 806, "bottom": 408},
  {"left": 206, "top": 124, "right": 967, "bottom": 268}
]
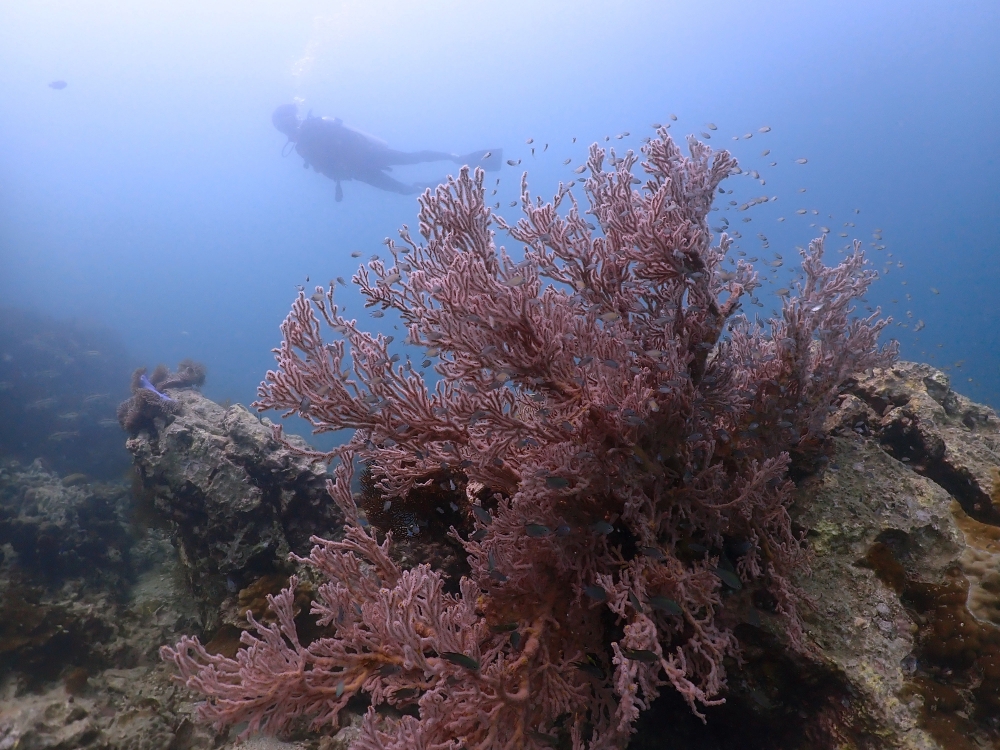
[
  {"left": 3, "top": 363, "right": 998, "bottom": 749},
  {"left": 746, "top": 362, "right": 1000, "bottom": 749},
  {"left": 0, "top": 460, "right": 135, "bottom": 589},
  {"left": 552, "top": 362, "right": 1000, "bottom": 750},
  {"left": 125, "top": 389, "right": 344, "bottom": 626}
]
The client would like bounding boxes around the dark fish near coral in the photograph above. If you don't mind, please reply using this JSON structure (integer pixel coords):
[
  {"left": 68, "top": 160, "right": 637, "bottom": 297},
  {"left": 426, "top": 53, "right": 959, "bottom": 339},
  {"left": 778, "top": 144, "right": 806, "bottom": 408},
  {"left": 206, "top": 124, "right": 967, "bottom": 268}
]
[
  {"left": 48, "top": 80, "right": 67, "bottom": 90},
  {"left": 440, "top": 652, "right": 480, "bottom": 671},
  {"left": 573, "top": 654, "right": 606, "bottom": 679},
  {"left": 713, "top": 568, "right": 743, "bottom": 590},
  {"left": 621, "top": 648, "right": 659, "bottom": 663},
  {"left": 589, "top": 521, "right": 614, "bottom": 535},
  {"left": 649, "top": 596, "right": 682, "bottom": 615}
]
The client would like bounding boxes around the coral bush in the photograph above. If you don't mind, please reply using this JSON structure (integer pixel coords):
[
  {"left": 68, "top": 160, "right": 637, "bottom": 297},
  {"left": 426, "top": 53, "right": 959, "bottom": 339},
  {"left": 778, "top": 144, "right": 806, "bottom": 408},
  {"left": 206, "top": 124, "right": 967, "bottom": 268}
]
[
  {"left": 161, "top": 129, "right": 896, "bottom": 748},
  {"left": 116, "top": 360, "right": 205, "bottom": 434}
]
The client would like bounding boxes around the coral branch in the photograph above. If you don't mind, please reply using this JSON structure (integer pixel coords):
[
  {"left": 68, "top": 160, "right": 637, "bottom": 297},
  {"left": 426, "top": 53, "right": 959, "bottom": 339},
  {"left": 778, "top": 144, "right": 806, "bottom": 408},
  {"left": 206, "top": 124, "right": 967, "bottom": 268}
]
[{"left": 165, "top": 126, "right": 895, "bottom": 748}]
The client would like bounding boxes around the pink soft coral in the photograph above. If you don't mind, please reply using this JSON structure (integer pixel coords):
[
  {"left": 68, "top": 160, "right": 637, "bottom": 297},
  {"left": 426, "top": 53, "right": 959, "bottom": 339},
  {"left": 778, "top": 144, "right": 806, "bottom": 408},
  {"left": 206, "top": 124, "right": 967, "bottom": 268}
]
[{"left": 161, "top": 128, "right": 896, "bottom": 749}]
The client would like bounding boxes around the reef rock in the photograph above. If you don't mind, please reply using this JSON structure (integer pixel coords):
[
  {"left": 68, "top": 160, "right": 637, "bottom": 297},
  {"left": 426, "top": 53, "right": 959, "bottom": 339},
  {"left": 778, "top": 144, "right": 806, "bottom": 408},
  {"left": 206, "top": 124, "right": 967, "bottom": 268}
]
[
  {"left": 728, "top": 361, "right": 1000, "bottom": 749},
  {"left": 0, "top": 459, "right": 135, "bottom": 589},
  {"left": 113, "top": 363, "right": 1000, "bottom": 750},
  {"left": 125, "top": 389, "right": 344, "bottom": 626}
]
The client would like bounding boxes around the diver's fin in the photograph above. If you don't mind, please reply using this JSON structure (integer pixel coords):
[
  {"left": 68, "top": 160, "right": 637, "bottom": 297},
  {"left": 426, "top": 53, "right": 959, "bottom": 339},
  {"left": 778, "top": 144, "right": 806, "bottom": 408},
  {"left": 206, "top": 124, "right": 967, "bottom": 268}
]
[
  {"left": 335, "top": 180, "right": 344, "bottom": 202},
  {"left": 460, "top": 148, "right": 504, "bottom": 172}
]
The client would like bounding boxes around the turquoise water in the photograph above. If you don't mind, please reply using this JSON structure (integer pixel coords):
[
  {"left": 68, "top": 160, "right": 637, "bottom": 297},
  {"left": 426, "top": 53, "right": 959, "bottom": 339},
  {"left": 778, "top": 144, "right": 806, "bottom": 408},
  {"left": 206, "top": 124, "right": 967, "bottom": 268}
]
[{"left": 1, "top": 0, "right": 997, "bottom": 449}]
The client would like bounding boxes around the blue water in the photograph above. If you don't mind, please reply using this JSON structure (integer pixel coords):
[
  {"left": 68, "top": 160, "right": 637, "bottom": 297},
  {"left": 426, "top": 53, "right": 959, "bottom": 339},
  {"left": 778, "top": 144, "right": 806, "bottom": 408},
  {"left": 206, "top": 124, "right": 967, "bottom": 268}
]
[{"left": 2, "top": 0, "right": 998, "bottom": 446}]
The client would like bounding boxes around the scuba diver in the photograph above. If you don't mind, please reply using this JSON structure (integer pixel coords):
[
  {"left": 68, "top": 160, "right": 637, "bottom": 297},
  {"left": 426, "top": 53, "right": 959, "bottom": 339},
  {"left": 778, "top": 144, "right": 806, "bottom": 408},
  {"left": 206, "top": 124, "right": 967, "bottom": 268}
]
[{"left": 272, "top": 104, "right": 502, "bottom": 202}]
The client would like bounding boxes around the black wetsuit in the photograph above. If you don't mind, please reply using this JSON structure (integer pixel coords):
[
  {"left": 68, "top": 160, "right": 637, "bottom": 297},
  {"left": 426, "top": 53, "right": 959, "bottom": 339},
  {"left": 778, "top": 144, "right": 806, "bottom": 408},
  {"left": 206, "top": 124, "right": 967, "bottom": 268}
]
[
  {"left": 273, "top": 104, "right": 501, "bottom": 201},
  {"left": 293, "top": 115, "right": 489, "bottom": 200}
]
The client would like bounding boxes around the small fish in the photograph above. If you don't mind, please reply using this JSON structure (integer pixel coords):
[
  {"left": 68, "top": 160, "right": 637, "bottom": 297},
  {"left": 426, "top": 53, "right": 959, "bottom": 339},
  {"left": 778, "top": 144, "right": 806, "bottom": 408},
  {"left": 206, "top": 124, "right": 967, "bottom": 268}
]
[
  {"left": 649, "top": 596, "right": 683, "bottom": 615},
  {"left": 572, "top": 137, "right": 577, "bottom": 143},
  {"left": 776, "top": 288, "right": 790, "bottom": 296},
  {"left": 311, "top": 291, "right": 325, "bottom": 303},
  {"left": 83, "top": 350, "right": 101, "bottom": 357},
  {"left": 589, "top": 521, "right": 614, "bottom": 535},
  {"left": 378, "top": 664, "right": 402, "bottom": 676},
  {"left": 506, "top": 159, "right": 520, "bottom": 166},
  {"left": 555, "top": 524, "right": 571, "bottom": 536},
  {"left": 508, "top": 201, "right": 517, "bottom": 207},
  {"left": 489, "top": 621, "right": 519, "bottom": 633},
  {"left": 574, "top": 165, "right": 587, "bottom": 174},
  {"left": 599, "top": 311, "right": 620, "bottom": 322},
  {"left": 545, "top": 476, "right": 569, "bottom": 489},
  {"left": 472, "top": 505, "right": 492, "bottom": 524},
  {"left": 573, "top": 655, "right": 606, "bottom": 679},
  {"left": 48, "top": 80, "right": 67, "bottom": 90},
  {"left": 440, "top": 652, "right": 480, "bottom": 671},
  {"left": 504, "top": 274, "right": 525, "bottom": 287},
  {"left": 371, "top": 311, "right": 385, "bottom": 318},
  {"left": 525, "top": 523, "right": 551, "bottom": 537},
  {"left": 706, "top": 123, "right": 717, "bottom": 130},
  {"left": 795, "top": 158, "right": 808, "bottom": 164},
  {"left": 761, "top": 149, "right": 771, "bottom": 156},
  {"left": 527, "top": 731, "right": 558, "bottom": 747},
  {"left": 930, "top": 287, "right": 940, "bottom": 294},
  {"left": 470, "top": 528, "right": 488, "bottom": 541},
  {"left": 337, "top": 277, "right": 347, "bottom": 286},
  {"left": 639, "top": 546, "right": 665, "bottom": 561},
  {"left": 562, "top": 158, "right": 572, "bottom": 165},
  {"left": 48, "top": 430, "right": 80, "bottom": 441},
  {"left": 759, "top": 126, "right": 771, "bottom": 133},
  {"left": 57, "top": 412, "right": 80, "bottom": 420},
  {"left": 351, "top": 251, "right": 361, "bottom": 257},
  {"left": 629, "top": 591, "right": 644, "bottom": 613},
  {"left": 543, "top": 143, "right": 548, "bottom": 151},
  {"left": 383, "top": 500, "right": 392, "bottom": 511},
  {"left": 713, "top": 568, "right": 743, "bottom": 590},
  {"left": 621, "top": 648, "right": 659, "bottom": 663},
  {"left": 526, "top": 138, "right": 534, "bottom": 144},
  {"left": 583, "top": 584, "right": 608, "bottom": 602},
  {"left": 669, "top": 114, "right": 677, "bottom": 121},
  {"left": 483, "top": 151, "right": 491, "bottom": 159},
  {"left": 97, "top": 418, "right": 118, "bottom": 428}
]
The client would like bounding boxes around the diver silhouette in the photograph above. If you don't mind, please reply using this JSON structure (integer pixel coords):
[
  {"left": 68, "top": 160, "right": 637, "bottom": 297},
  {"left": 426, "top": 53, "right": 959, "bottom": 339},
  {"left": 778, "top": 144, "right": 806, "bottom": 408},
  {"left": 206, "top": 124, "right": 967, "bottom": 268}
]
[{"left": 272, "top": 104, "right": 502, "bottom": 202}]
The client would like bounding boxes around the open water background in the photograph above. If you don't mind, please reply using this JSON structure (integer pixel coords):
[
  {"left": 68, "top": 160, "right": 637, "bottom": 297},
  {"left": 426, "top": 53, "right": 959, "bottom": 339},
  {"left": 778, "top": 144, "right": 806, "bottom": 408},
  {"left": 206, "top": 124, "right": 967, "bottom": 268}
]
[{"left": 1, "top": 0, "right": 997, "bottom": 457}]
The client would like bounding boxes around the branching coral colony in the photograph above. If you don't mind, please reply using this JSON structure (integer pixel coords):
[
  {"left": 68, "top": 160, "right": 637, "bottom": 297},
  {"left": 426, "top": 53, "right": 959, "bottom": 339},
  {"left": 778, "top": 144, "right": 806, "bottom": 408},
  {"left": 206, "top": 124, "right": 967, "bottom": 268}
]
[{"left": 161, "top": 129, "right": 897, "bottom": 749}]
